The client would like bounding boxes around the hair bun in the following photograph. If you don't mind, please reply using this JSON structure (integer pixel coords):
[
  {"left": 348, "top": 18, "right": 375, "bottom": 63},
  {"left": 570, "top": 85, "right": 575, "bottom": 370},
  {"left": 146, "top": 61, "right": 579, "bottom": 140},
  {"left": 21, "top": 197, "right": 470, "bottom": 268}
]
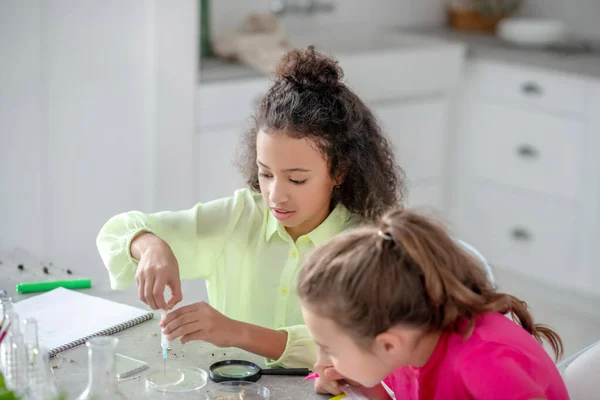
[{"left": 275, "top": 45, "right": 343, "bottom": 90}]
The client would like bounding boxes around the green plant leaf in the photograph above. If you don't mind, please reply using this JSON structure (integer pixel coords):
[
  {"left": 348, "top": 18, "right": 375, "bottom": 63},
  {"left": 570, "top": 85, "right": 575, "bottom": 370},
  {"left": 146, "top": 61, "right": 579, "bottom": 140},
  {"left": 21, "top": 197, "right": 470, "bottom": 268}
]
[{"left": 0, "top": 388, "right": 19, "bottom": 400}]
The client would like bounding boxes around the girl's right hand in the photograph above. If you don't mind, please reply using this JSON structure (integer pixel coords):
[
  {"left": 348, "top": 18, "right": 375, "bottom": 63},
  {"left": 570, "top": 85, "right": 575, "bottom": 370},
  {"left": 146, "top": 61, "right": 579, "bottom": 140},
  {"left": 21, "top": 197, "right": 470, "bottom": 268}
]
[
  {"left": 315, "top": 366, "right": 392, "bottom": 400},
  {"left": 314, "top": 364, "right": 343, "bottom": 395},
  {"left": 132, "top": 233, "right": 183, "bottom": 310},
  {"left": 313, "top": 349, "right": 344, "bottom": 395}
]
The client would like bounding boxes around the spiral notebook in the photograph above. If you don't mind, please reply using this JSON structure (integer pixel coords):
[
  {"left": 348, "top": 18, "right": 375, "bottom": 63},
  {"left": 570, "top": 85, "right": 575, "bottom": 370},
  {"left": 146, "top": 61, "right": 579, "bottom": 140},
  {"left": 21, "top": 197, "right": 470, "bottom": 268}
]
[{"left": 13, "top": 287, "right": 154, "bottom": 357}]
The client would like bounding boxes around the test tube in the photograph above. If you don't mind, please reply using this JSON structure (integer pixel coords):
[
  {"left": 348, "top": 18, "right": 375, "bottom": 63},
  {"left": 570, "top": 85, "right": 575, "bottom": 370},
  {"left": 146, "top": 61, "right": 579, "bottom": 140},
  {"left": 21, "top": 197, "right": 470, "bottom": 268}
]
[
  {"left": 0, "top": 297, "right": 14, "bottom": 318},
  {"left": 0, "top": 297, "right": 14, "bottom": 341},
  {"left": 0, "top": 310, "right": 20, "bottom": 375},
  {"left": 160, "top": 310, "right": 169, "bottom": 374}
]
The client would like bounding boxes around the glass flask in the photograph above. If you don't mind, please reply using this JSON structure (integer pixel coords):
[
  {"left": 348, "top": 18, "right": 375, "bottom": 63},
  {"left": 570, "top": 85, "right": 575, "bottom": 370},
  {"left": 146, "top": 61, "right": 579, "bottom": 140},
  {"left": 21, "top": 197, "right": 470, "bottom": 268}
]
[{"left": 76, "top": 336, "right": 127, "bottom": 400}]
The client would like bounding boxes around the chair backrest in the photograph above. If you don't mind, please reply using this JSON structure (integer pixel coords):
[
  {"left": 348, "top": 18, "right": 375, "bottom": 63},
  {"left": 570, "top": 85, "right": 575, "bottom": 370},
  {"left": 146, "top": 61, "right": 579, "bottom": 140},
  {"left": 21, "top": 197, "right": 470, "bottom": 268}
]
[
  {"left": 456, "top": 239, "right": 497, "bottom": 289},
  {"left": 560, "top": 340, "right": 600, "bottom": 400}
]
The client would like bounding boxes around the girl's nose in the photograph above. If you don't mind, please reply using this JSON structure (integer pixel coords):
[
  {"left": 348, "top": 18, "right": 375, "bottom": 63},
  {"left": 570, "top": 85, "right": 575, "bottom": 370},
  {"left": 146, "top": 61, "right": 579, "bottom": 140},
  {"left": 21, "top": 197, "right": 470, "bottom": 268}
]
[{"left": 269, "top": 179, "right": 289, "bottom": 204}]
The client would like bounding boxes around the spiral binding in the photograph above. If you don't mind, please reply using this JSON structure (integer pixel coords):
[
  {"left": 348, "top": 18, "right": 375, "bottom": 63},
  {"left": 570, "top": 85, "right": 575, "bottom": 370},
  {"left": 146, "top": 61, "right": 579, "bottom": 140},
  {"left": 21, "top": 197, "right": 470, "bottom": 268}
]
[{"left": 48, "top": 312, "right": 154, "bottom": 358}]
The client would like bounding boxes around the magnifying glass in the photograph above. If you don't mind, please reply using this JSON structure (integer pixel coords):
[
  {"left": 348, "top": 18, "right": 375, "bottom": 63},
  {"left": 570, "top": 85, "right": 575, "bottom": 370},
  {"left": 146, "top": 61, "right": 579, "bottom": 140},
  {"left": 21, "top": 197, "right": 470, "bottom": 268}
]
[{"left": 209, "top": 360, "right": 311, "bottom": 383}]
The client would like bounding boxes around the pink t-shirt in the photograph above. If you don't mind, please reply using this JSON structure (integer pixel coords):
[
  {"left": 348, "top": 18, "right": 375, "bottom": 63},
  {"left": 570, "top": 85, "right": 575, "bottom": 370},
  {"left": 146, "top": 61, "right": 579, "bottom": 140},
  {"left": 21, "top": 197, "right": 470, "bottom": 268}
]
[{"left": 383, "top": 313, "right": 569, "bottom": 400}]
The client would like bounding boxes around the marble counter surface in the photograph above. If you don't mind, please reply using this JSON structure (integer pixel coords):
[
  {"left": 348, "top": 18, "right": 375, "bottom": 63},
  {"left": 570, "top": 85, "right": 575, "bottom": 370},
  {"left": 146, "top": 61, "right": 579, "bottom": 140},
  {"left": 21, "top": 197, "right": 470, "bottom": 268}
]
[
  {"left": 199, "top": 25, "right": 600, "bottom": 84},
  {"left": 1, "top": 249, "right": 325, "bottom": 400}
]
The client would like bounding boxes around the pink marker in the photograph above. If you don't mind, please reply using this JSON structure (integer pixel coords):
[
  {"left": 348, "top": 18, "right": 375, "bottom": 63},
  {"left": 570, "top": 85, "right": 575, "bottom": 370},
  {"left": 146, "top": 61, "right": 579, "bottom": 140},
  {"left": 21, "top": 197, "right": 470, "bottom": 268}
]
[{"left": 304, "top": 372, "right": 319, "bottom": 381}]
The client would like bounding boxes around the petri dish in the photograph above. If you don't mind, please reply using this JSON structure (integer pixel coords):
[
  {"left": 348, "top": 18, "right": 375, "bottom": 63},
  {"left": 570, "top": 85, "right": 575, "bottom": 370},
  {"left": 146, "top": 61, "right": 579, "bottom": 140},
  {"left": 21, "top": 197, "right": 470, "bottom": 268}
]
[
  {"left": 145, "top": 366, "right": 208, "bottom": 393},
  {"left": 205, "top": 381, "right": 270, "bottom": 400},
  {"left": 210, "top": 362, "right": 261, "bottom": 381}
]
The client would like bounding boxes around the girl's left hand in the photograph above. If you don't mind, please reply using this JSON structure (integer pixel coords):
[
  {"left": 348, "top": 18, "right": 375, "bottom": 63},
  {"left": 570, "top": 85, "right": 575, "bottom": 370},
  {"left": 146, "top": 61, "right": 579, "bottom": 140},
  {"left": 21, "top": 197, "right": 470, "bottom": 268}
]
[{"left": 160, "top": 301, "right": 239, "bottom": 347}]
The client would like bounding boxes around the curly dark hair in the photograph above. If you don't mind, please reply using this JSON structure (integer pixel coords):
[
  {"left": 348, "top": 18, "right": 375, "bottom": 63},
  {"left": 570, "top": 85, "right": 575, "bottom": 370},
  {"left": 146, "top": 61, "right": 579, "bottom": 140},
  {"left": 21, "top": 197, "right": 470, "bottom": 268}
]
[{"left": 238, "top": 46, "right": 405, "bottom": 220}]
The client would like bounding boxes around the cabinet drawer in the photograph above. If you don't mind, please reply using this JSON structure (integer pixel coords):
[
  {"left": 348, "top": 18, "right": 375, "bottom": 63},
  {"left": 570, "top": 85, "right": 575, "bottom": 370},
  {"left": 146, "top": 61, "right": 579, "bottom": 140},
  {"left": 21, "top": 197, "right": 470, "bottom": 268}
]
[
  {"left": 375, "top": 98, "right": 447, "bottom": 182},
  {"left": 469, "top": 103, "right": 584, "bottom": 201},
  {"left": 469, "top": 61, "right": 586, "bottom": 115},
  {"left": 458, "top": 185, "right": 578, "bottom": 289},
  {"left": 197, "top": 78, "right": 270, "bottom": 130}
]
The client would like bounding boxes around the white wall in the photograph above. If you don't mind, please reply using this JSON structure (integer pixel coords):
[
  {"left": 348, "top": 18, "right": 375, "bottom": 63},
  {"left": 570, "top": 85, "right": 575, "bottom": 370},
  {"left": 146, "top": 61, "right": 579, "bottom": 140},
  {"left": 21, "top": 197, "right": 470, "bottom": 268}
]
[
  {"left": 521, "top": 0, "right": 600, "bottom": 40},
  {"left": 211, "top": 0, "right": 446, "bottom": 38},
  {"left": 0, "top": 2, "right": 44, "bottom": 258},
  {"left": 0, "top": 1, "right": 197, "bottom": 285}
]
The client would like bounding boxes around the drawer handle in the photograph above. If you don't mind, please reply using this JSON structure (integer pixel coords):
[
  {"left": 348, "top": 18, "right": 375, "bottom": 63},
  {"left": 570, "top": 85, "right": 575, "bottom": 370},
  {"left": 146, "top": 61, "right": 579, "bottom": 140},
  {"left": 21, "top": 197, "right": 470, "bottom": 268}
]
[
  {"left": 516, "top": 144, "right": 539, "bottom": 159},
  {"left": 521, "top": 82, "right": 543, "bottom": 96},
  {"left": 511, "top": 227, "right": 533, "bottom": 241}
]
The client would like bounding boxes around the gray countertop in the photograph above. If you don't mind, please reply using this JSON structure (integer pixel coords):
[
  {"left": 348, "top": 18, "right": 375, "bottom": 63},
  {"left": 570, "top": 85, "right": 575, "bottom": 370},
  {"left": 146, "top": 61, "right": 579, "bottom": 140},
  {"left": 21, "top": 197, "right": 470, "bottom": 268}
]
[
  {"left": 1, "top": 250, "right": 324, "bottom": 400},
  {"left": 199, "top": 57, "right": 263, "bottom": 84},
  {"left": 403, "top": 27, "right": 600, "bottom": 80},
  {"left": 198, "top": 24, "right": 460, "bottom": 84},
  {"left": 199, "top": 25, "right": 600, "bottom": 84}
]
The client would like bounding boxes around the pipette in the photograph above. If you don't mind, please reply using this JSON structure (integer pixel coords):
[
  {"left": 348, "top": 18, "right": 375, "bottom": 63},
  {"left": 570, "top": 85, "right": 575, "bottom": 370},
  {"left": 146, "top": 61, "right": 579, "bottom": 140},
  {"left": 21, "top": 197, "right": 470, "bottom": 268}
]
[{"left": 160, "top": 310, "right": 169, "bottom": 374}]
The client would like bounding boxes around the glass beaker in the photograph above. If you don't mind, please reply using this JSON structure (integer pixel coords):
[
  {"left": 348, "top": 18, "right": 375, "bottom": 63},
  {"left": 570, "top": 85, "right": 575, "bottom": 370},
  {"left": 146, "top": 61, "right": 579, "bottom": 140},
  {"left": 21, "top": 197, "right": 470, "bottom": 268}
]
[
  {"left": 76, "top": 336, "right": 127, "bottom": 400},
  {"left": 4, "top": 330, "right": 27, "bottom": 396},
  {"left": 23, "top": 319, "right": 60, "bottom": 399},
  {"left": 31, "top": 348, "right": 60, "bottom": 400}
]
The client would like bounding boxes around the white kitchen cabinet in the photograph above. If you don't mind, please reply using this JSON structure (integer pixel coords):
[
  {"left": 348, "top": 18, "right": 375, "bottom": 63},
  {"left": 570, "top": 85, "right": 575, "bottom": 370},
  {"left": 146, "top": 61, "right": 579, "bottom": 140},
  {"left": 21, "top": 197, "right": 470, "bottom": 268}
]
[
  {"left": 458, "top": 184, "right": 578, "bottom": 288},
  {"left": 573, "top": 80, "right": 600, "bottom": 296},
  {"left": 194, "top": 77, "right": 270, "bottom": 202},
  {"left": 468, "top": 61, "right": 586, "bottom": 115},
  {"left": 197, "top": 78, "right": 270, "bottom": 131},
  {"left": 452, "top": 60, "right": 600, "bottom": 296},
  {"left": 468, "top": 102, "right": 585, "bottom": 202},
  {"left": 194, "top": 126, "right": 246, "bottom": 202},
  {"left": 374, "top": 97, "right": 448, "bottom": 212},
  {"left": 374, "top": 97, "right": 447, "bottom": 182}
]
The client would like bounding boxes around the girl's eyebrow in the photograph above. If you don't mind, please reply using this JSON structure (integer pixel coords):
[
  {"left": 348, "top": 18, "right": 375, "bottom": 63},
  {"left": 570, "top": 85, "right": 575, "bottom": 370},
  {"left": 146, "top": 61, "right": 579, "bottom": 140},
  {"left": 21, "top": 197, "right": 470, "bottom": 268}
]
[
  {"left": 314, "top": 340, "right": 329, "bottom": 350},
  {"left": 257, "top": 160, "right": 311, "bottom": 173}
]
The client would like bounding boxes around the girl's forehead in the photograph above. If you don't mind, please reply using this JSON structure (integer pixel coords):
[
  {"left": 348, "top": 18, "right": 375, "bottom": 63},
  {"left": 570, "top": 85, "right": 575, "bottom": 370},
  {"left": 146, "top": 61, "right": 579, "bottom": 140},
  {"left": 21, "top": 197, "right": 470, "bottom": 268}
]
[{"left": 257, "top": 130, "right": 327, "bottom": 166}]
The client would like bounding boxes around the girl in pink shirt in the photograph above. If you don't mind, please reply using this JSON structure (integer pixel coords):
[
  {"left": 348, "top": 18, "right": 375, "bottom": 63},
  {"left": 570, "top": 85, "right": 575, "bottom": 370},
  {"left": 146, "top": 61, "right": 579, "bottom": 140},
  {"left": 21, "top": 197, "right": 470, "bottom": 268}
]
[{"left": 297, "top": 208, "right": 569, "bottom": 400}]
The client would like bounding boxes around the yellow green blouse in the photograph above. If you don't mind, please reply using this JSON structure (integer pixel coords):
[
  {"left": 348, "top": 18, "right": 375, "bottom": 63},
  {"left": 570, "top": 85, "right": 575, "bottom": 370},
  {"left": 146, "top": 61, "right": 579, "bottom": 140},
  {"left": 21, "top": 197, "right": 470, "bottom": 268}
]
[{"left": 96, "top": 189, "right": 361, "bottom": 368}]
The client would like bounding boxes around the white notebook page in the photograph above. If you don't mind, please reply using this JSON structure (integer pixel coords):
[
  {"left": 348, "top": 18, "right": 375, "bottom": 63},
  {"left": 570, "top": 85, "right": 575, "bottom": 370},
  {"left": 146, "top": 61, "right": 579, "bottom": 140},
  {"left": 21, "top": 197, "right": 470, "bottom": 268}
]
[{"left": 13, "top": 287, "right": 152, "bottom": 351}]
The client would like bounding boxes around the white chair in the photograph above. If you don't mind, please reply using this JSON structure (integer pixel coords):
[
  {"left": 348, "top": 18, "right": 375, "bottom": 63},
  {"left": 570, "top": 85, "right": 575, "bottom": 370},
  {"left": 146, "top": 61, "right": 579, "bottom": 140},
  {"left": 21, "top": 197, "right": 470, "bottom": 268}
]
[
  {"left": 456, "top": 239, "right": 497, "bottom": 289},
  {"left": 559, "top": 340, "right": 600, "bottom": 400}
]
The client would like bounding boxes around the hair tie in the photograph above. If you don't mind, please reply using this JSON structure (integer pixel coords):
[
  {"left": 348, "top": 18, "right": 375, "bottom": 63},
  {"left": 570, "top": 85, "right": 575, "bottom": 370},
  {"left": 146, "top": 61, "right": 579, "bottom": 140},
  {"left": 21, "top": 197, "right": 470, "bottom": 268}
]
[{"left": 378, "top": 230, "right": 393, "bottom": 241}]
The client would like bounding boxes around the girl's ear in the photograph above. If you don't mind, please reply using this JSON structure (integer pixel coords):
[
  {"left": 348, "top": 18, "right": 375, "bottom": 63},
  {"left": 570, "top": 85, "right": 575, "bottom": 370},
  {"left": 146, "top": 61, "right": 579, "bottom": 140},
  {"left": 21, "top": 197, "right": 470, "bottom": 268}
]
[
  {"left": 333, "top": 163, "right": 348, "bottom": 186},
  {"left": 372, "top": 331, "right": 403, "bottom": 359}
]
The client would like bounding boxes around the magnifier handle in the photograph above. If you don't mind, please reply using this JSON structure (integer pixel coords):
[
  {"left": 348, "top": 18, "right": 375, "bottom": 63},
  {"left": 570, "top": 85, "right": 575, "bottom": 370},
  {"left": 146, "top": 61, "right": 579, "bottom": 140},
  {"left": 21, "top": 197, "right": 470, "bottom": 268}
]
[{"left": 261, "top": 368, "right": 311, "bottom": 376}]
